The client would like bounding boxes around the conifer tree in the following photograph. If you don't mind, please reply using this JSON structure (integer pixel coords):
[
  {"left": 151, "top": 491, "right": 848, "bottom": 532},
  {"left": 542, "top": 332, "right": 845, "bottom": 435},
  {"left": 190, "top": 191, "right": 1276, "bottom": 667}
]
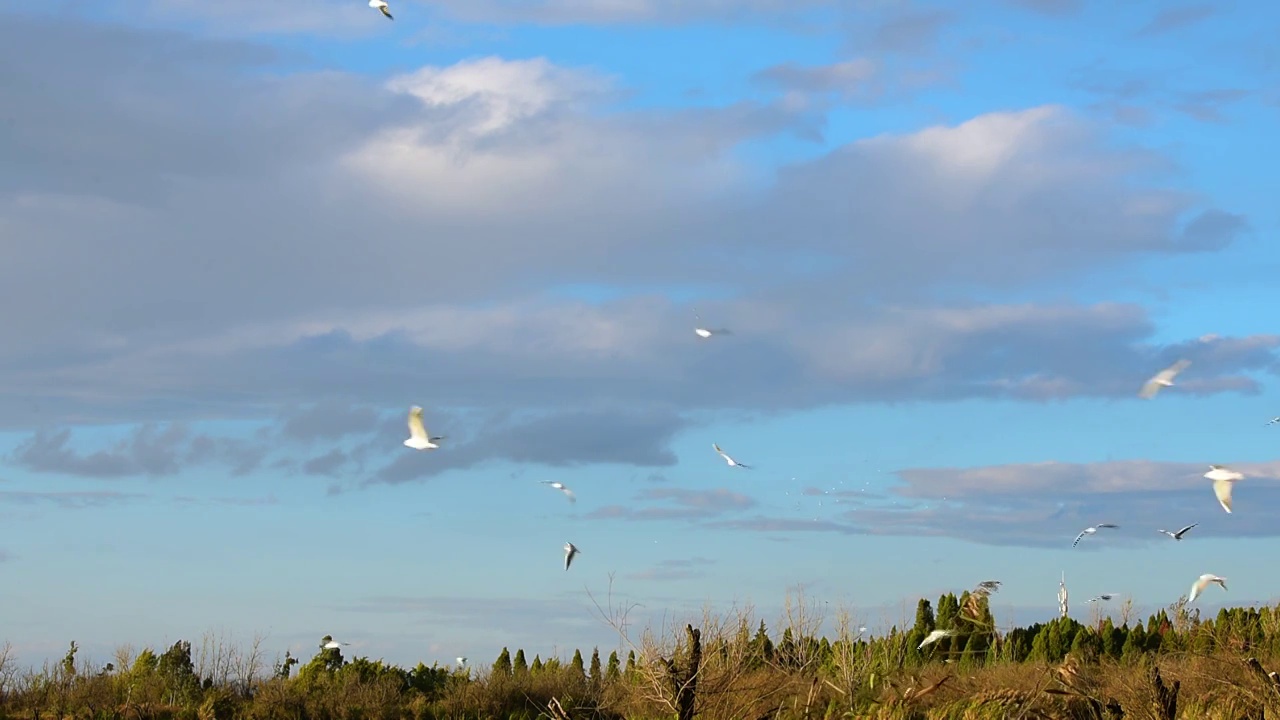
[
  {"left": 605, "top": 650, "right": 621, "bottom": 681},
  {"left": 513, "top": 649, "right": 528, "bottom": 676},
  {"left": 531, "top": 655, "right": 544, "bottom": 674},
  {"left": 492, "top": 648, "right": 513, "bottom": 678},
  {"left": 571, "top": 649, "right": 586, "bottom": 678},
  {"left": 588, "top": 647, "right": 602, "bottom": 685}
]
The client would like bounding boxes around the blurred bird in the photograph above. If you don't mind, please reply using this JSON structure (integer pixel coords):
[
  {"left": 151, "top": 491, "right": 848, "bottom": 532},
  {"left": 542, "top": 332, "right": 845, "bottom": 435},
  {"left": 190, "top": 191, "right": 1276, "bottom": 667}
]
[
  {"left": 1267, "top": 417, "right": 1280, "bottom": 426},
  {"left": 1206, "top": 465, "right": 1244, "bottom": 513},
  {"left": 404, "top": 406, "right": 444, "bottom": 450},
  {"left": 713, "top": 443, "right": 751, "bottom": 469},
  {"left": 564, "top": 542, "right": 580, "bottom": 571},
  {"left": 323, "top": 640, "right": 350, "bottom": 650},
  {"left": 1158, "top": 523, "right": 1198, "bottom": 541},
  {"left": 1138, "top": 359, "right": 1191, "bottom": 399},
  {"left": 1073, "top": 524, "right": 1118, "bottom": 547},
  {"left": 693, "top": 310, "right": 731, "bottom": 339},
  {"left": 370, "top": 0, "right": 393, "bottom": 19},
  {"left": 1086, "top": 594, "right": 1117, "bottom": 603},
  {"left": 540, "top": 481, "right": 576, "bottom": 503},
  {"left": 918, "top": 629, "right": 955, "bottom": 649},
  {"left": 1188, "top": 574, "right": 1227, "bottom": 603}
]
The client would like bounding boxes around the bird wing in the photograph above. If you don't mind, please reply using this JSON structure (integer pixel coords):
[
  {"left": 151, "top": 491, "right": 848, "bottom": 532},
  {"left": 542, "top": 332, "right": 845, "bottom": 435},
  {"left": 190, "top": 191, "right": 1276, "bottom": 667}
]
[
  {"left": 1072, "top": 530, "right": 1087, "bottom": 546},
  {"left": 1213, "top": 478, "right": 1233, "bottom": 513},
  {"left": 1098, "top": 523, "right": 1118, "bottom": 529},
  {"left": 1138, "top": 379, "right": 1163, "bottom": 399},
  {"left": 380, "top": 5, "right": 394, "bottom": 18},
  {"left": 713, "top": 443, "right": 726, "bottom": 457},
  {"left": 563, "top": 488, "right": 577, "bottom": 502},
  {"left": 1168, "top": 359, "right": 1191, "bottom": 375},
  {"left": 1178, "top": 524, "right": 1197, "bottom": 536},
  {"left": 408, "top": 406, "right": 428, "bottom": 441}
]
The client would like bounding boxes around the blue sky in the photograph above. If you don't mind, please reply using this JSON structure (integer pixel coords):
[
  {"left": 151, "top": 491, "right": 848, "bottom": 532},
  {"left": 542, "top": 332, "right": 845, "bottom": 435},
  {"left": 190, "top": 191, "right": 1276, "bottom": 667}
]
[{"left": 2, "top": 0, "right": 1280, "bottom": 672}]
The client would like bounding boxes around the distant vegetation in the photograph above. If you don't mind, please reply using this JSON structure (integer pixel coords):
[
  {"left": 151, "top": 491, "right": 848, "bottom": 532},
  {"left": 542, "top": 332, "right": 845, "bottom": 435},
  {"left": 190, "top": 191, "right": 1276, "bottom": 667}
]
[{"left": 5, "top": 588, "right": 1280, "bottom": 719}]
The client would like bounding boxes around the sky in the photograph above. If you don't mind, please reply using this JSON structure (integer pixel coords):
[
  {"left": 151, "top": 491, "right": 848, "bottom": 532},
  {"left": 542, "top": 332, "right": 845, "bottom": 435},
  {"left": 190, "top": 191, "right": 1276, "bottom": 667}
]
[{"left": 2, "top": 0, "right": 1280, "bottom": 673}]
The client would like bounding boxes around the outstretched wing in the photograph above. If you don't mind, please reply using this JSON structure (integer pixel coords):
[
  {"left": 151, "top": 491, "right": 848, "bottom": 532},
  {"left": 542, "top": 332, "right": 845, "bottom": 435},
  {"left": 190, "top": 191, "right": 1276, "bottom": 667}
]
[
  {"left": 408, "top": 406, "right": 428, "bottom": 441},
  {"left": 1213, "top": 478, "right": 1233, "bottom": 513}
]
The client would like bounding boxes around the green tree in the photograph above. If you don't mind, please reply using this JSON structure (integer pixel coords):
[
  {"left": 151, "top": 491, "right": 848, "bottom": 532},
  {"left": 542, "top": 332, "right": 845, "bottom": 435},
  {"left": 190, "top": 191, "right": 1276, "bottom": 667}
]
[
  {"left": 531, "top": 655, "right": 543, "bottom": 674},
  {"left": 605, "top": 651, "right": 621, "bottom": 681},
  {"left": 492, "top": 647, "right": 513, "bottom": 678},
  {"left": 570, "top": 649, "right": 586, "bottom": 678},
  {"left": 588, "top": 647, "right": 602, "bottom": 685},
  {"left": 513, "top": 649, "right": 528, "bottom": 676},
  {"left": 625, "top": 650, "right": 636, "bottom": 677},
  {"left": 1122, "top": 623, "right": 1147, "bottom": 661}
]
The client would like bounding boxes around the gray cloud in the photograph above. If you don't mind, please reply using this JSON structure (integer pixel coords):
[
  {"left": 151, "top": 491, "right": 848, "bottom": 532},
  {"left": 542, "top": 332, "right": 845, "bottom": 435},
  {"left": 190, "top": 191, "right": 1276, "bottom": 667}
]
[
  {"left": 0, "top": 549, "right": 11, "bottom": 562},
  {"left": 846, "top": 459, "right": 1280, "bottom": 547},
  {"left": 0, "top": 490, "right": 145, "bottom": 508},
  {"left": 0, "top": 15, "right": 1264, "bottom": 464},
  {"left": 1135, "top": 4, "right": 1218, "bottom": 37},
  {"left": 10, "top": 424, "right": 268, "bottom": 478},
  {"left": 280, "top": 402, "right": 383, "bottom": 444},
  {"left": 585, "top": 487, "right": 757, "bottom": 521},
  {"left": 862, "top": 7, "right": 956, "bottom": 55},
  {"left": 302, "top": 449, "right": 351, "bottom": 477},
  {"left": 172, "top": 494, "right": 280, "bottom": 507},
  {"left": 369, "top": 408, "right": 692, "bottom": 485},
  {"left": 1171, "top": 89, "right": 1251, "bottom": 124},
  {"left": 752, "top": 59, "right": 880, "bottom": 100}
]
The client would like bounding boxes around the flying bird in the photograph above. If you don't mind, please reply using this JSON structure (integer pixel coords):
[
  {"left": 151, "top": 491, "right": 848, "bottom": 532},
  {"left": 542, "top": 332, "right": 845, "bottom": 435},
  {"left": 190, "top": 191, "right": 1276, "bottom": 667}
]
[
  {"left": 404, "top": 406, "right": 444, "bottom": 450},
  {"left": 369, "top": 0, "right": 394, "bottom": 19},
  {"left": 456, "top": 657, "right": 467, "bottom": 666},
  {"left": 323, "top": 640, "right": 349, "bottom": 650},
  {"left": 540, "top": 481, "right": 576, "bottom": 503},
  {"left": 1158, "top": 523, "right": 1198, "bottom": 541},
  {"left": 713, "top": 443, "right": 751, "bottom": 469},
  {"left": 563, "top": 542, "right": 580, "bottom": 571},
  {"left": 975, "top": 580, "right": 1002, "bottom": 593},
  {"left": 1206, "top": 465, "right": 1244, "bottom": 513},
  {"left": 1073, "top": 524, "right": 1118, "bottom": 547},
  {"left": 1267, "top": 417, "right": 1280, "bottom": 426},
  {"left": 1188, "top": 573, "right": 1227, "bottom": 603},
  {"left": 1138, "top": 359, "right": 1191, "bottom": 399},
  {"left": 693, "top": 310, "right": 731, "bottom": 339},
  {"left": 918, "top": 629, "right": 955, "bottom": 649},
  {"left": 1086, "top": 594, "right": 1117, "bottom": 603}
]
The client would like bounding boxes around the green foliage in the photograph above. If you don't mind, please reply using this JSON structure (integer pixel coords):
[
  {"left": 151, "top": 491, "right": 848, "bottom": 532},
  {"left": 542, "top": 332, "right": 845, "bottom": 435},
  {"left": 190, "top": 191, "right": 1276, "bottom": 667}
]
[{"left": 14, "top": 601, "right": 1280, "bottom": 720}]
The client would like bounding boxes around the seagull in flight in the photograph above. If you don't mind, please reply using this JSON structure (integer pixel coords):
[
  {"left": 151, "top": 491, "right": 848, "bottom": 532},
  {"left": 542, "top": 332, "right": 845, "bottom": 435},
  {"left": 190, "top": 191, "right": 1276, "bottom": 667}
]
[
  {"left": 1086, "top": 594, "right": 1118, "bottom": 603},
  {"left": 1073, "top": 524, "right": 1118, "bottom": 547},
  {"left": 456, "top": 657, "right": 467, "bottom": 666},
  {"left": 322, "top": 640, "right": 350, "bottom": 650},
  {"left": 1188, "top": 573, "right": 1227, "bottom": 603},
  {"left": 1268, "top": 417, "right": 1280, "bottom": 426},
  {"left": 369, "top": 0, "right": 394, "bottom": 19},
  {"left": 1138, "top": 359, "right": 1191, "bottom": 399},
  {"left": 713, "top": 443, "right": 750, "bottom": 469},
  {"left": 404, "top": 406, "right": 444, "bottom": 450},
  {"left": 563, "top": 542, "right": 580, "bottom": 571},
  {"left": 918, "top": 629, "right": 955, "bottom": 649},
  {"left": 1158, "top": 523, "right": 1198, "bottom": 541},
  {"left": 1205, "top": 465, "right": 1244, "bottom": 513},
  {"left": 540, "top": 481, "right": 576, "bottom": 503},
  {"left": 975, "top": 580, "right": 1002, "bottom": 594},
  {"left": 693, "top": 310, "right": 731, "bottom": 339}
]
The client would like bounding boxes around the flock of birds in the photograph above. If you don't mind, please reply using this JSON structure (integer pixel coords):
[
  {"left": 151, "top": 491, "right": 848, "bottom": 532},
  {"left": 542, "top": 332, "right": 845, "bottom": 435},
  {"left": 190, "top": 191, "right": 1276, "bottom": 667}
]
[{"left": 330, "top": 2, "right": 1273, "bottom": 654}]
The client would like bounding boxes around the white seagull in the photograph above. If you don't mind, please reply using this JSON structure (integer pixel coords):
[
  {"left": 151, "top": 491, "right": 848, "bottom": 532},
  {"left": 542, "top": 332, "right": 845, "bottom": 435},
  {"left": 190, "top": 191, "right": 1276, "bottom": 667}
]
[
  {"left": 1072, "top": 523, "right": 1118, "bottom": 547},
  {"left": 1188, "top": 573, "right": 1227, "bottom": 603},
  {"left": 1205, "top": 465, "right": 1244, "bottom": 513},
  {"left": 456, "top": 657, "right": 467, "bottom": 666},
  {"left": 693, "top": 310, "right": 731, "bottom": 339},
  {"left": 1086, "top": 594, "right": 1118, "bottom": 603},
  {"left": 918, "top": 629, "right": 955, "bottom": 649},
  {"left": 563, "top": 542, "right": 580, "bottom": 571},
  {"left": 404, "top": 406, "right": 444, "bottom": 450},
  {"left": 713, "top": 443, "right": 751, "bottom": 469},
  {"left": 540, "top": 480, "right": 576, "bottom": 503},
  {"left": 1157, "top": 523, "right": 1198, "bottom": 541},
  {"left": 369, "top": 0, "right": 394, "bottom": 19},
  {"left": 323, "top": 640, "right": 350, "bottom": 650},
  {"left": 1138, "top": 358, "right": 1191, "bottom": 399}
]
